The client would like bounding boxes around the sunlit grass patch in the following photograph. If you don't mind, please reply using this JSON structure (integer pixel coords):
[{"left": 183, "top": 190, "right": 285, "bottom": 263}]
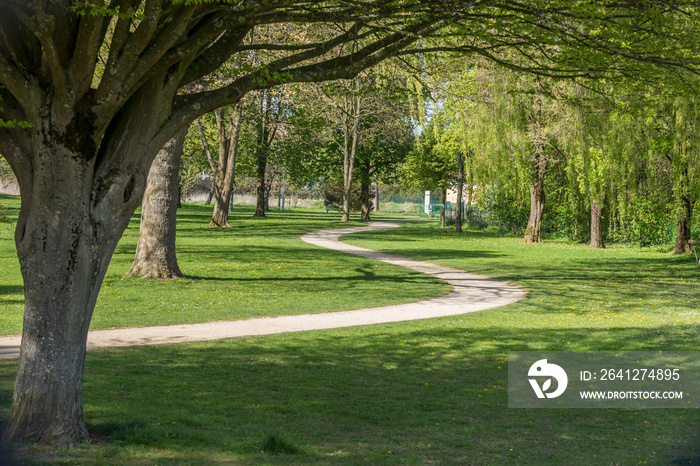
[{"left": 0, "top": 199, "right": 449, "bottom": 335}]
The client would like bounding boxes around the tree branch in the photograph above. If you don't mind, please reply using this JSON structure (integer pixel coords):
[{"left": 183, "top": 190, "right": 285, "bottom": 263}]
[{"left": 68, "top": 0, "right": 108, "bottom": 100}]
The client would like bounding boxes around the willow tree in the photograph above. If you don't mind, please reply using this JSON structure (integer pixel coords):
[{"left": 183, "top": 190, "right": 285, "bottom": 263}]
[
  {"left": 471, "top": 66, "right": 568, "bottom": 243},
  {"left": 560, "top": 84, "right": 623, "bottom": 248},
  {"left": 1, "top": 0, "right": 699, "bottom": 449},
  {"left": 642, "top": 95, "right": 700, "bottom": 253}
]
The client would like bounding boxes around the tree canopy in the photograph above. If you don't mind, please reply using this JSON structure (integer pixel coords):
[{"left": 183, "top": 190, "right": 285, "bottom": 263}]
[{"left": 3, "top": 0, "right": 700, "bottom": 449}]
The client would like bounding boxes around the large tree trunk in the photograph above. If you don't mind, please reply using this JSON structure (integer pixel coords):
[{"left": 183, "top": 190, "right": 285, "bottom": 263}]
[
  {"left": 524, "top": 178, "right": 545, "bottom": 243},
  {"left": 2, "top": 140, "right": 141, "bottom": 448},
  {"left": 671, "top": 194, "right": 693, "bottom": 254},
  {"left": 455, "top": 150, "right": 464, "bottom": 233},
  {"left": 127, "top": 129, "right": 187, "bottom": 279},
  {"left": 589, "top": 201, "right": 606, "bottom": 249}
]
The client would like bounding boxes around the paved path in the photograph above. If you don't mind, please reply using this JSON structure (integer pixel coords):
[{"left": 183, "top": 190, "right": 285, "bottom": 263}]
[{"left": 0, "top": 222, "right": 524, "bottom": 359}]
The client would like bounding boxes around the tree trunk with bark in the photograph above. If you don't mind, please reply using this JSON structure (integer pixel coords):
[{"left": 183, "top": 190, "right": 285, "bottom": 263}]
[
  {"left": 524, "top": 178, "right": 545, "bottom": 243},
  {"left": 2, "top": 132, "right": 144, "bottom": 448},
  {"left": 254, "top": 92, "right": 277, "bottom": 218},
  {"left": 440, "top": 187, "right": 447, "bottom": 228},
  {"left": 197, "top": 105, "right": 243, "bottom": 228},
  {"left": 589, "top": 201, "right": 606, "bottom": 249},
  {"left": 127, "top": 129, "right": 187, "bottom": 279},
  {"left": 357, "top": 159, "right": 373, "bottom": 220},
  {"left": 455, "top": 150, "right": 464, "bottom": 233},
  {"left": 341, "top": 92, "right": 361, "bottom": 223},
  {"left": 671, "top": 194, "right": 693, "bottom": 254},
  {"left": 360, "top": 180, "right": 372, "bottom": 220},
  {"left": 205, "top": 182, "right": 215, "bottom": 205},
  {"left": 254, "top": 150, "right": 268, "bottom": 218},
  {"left": 373, "top": 182, "right": 380, "bottom": 212}
]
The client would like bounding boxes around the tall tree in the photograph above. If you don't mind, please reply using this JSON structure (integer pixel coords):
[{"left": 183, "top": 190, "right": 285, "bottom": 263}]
[
  {"left": 253, "top": 89, "right": 281, "bottom": 217},
  {"left": 1, "top": 0, "right": 698, "bottom": 448},
  {"left": 0, "top": 3, "right": 446, "bottom": 447},
  {"left": 197, "top": 102, "right": 246, "bottom": 227}
]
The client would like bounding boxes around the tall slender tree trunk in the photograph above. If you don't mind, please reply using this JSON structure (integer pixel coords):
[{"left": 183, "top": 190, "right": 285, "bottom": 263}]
[
  {"left": 671, "top": 194, "right": 693, "bottom": 254},
  {"left": 357, "top": 160, "right": 372, "bottom": 220},
  {"left": 254, "top": 92, "right": 277, "bottom": 218},
  {"left": 127, "top": 129, "right": 187, "bottom": 279},
  {"left": 255, "top": 150, "right": 268, "bottom": 218},
  {"left": 198, "top": 105, "right": 243, "bottom": 228},
  {"left": 589, "top": 200, "right": 606, "bottom": 249},
  {"left": 440, "top": 187, "right": 447, "bottom": 228},
  {"left": 455, "top": 150, "right": 464, "bottom": 232},
  {"left": 360, "top": 180, "right": 372, "bottom": 220},
  {"left": 341, "top": 93, "right": 361, "bottom": 223},
  {"left": 373, "top": 182, "right": 380, "bottom": 212}
]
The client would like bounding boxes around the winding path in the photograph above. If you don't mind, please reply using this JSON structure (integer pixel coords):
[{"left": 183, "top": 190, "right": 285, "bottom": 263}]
[{"left": 0, "top": 222, "right": 524, "bottom": 359}]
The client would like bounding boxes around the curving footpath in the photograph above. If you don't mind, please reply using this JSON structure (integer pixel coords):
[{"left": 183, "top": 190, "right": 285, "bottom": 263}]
[{"left": 0, "top": 222, "right": 524, "bottom": 359}]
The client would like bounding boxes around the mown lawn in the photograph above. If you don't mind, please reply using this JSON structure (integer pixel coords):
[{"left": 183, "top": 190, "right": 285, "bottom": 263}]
[
  {"left": 1, "top": 195, "right": 699, "bottom": 464},
  {"left": 0, "top": 195, "right": 449, "bottom": 335}
]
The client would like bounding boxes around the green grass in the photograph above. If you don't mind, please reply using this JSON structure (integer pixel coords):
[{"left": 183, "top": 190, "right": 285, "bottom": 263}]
[
  {"left": 0, "top": 195, "right": 449, "bottom": 335},
  {"left": 1, "top": 196, "right": 700, "bottom": 464},
  {"left": 342, "top": 223, "right": 700, "bottom": 348}
]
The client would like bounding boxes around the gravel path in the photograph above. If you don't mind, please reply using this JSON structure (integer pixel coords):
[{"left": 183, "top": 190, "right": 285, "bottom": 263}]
[{"left": 0, "top": 222, "right": 525, "bottom": 358}]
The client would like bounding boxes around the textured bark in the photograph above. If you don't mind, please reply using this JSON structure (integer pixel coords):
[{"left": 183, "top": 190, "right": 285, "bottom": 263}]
[
  {"left": 2, "top": 135, "right": 141, "bottom": 448},
  {"left": 198, "top": 105, "right": 243, "bottom": 228},
  {"left": 524, "top": 179, "right": 545, "bottom": 243},
  {"left": 357, "top": 159, "right": 373, "bottom": 220},
  {"left": 589, "top": 201, "right": 606, "bottom": 249},
  {"left": 127, "top": 129, "right": 187, "bottom": 279},
  {"left": 0, "top": 2, "right": 436, "bottom": 449},
  {"left": 671, "top": 195, "right": 693, "bottom": 254}
]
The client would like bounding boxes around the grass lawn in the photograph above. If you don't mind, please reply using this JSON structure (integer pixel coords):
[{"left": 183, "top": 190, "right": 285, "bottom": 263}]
[
  {"left": 1, "top": 194, "right": 699, "bottom": 464},
  {"left": 0, "top": 195, "right": 450, "bottom": 335}
]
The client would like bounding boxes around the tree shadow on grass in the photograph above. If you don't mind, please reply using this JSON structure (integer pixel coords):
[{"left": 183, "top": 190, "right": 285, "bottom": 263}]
[
  {"left": 2, "top": 323, "right": 695, "bottom": 464},
  {"left": 0, "top": 286, "right": 22, "bottom": 298}
]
